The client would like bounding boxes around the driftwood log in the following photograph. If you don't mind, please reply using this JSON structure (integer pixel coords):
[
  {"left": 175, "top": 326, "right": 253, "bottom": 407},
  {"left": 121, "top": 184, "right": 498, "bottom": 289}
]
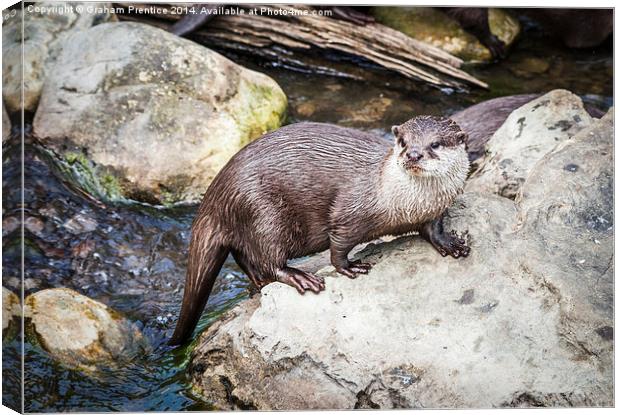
[{"left": 113, "top": 3, "right": 488, "bottom": 89}]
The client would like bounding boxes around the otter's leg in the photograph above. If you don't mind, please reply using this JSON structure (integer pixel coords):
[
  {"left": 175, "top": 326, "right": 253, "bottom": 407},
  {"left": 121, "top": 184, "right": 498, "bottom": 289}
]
[
  {"left": 275, "top": 267, "right": 325, "bottom": 294},
  {"left": 329, "top": 237, "right": 372, "bottom": 279},
  {"left": 231, "top": 250, "right": 272, "bottom": 291},
  {"left": 443, "top": 7, "right": 506, "bottom": 59},
  {"left": 419, "top": 217, "right": 470, "bottom": 258},
  {"left": 244, "top": 211, "right": 325, "bottom": 294}
]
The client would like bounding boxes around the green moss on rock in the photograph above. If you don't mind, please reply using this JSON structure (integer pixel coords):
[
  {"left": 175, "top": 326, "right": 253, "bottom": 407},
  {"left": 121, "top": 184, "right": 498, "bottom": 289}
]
[
  {"left": 233, "top": 78, "right": 288, "bottom": 147},
  {"left": 46, "top": 149, "right": 126, "bottom": 203},
  {"left": 371, "top": 7, "right": 520, "bottom": 63}
]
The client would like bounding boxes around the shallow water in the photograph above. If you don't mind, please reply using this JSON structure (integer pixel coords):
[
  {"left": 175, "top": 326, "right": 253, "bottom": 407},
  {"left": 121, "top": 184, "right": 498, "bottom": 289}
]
[{"left": 2, "top": 14, "right": 612, "bottom": 412}]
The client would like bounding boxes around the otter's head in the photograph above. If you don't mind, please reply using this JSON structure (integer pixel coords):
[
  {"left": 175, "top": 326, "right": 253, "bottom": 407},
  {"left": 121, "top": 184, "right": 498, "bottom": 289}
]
[{"left": 392, "top": 115, "right": 468, "bottom": 178}]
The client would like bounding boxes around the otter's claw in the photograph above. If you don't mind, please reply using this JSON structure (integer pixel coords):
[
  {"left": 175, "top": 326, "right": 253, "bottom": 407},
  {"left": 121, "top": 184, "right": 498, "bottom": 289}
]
[
  {"left": 420, "top": 219, "right": 470, "bottom": 259},
  {"left": 336, "top": 260, "right": 373, "bottom": 279},
  {"left": 277, "top": 268, "right": 326, "bottom": 294},
  {"left": 430, "top": 231, "right": 470, "bottom": 258}
]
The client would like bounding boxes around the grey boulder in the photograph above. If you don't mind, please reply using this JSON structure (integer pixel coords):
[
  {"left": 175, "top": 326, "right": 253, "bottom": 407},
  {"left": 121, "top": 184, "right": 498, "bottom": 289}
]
[
  {"left": 33, "top": 22, "right": 287, "bottom": 204},
  {"left": 466, "top": 90, "right": 594, "bottom": 199}
]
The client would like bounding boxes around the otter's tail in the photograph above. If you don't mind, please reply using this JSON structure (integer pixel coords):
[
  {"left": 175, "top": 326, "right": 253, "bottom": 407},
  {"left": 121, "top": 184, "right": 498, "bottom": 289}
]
[{"left": 169, "top": 229, "right": 229, "bottom": 346}]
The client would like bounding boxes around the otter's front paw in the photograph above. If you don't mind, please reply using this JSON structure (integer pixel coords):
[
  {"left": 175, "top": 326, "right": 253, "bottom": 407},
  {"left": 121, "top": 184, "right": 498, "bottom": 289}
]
[
  {"left": 430, "top": 231, "right": 470, "bottom": 258},
  {"left": 336, "top": 260, "right": 372, "bottom": 279}
]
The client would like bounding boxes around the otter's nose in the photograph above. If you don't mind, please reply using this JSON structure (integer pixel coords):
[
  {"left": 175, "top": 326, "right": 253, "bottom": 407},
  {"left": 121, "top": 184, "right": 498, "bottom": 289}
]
[{"left": 407, "top": 150, "right": 423, "bottom": 162}]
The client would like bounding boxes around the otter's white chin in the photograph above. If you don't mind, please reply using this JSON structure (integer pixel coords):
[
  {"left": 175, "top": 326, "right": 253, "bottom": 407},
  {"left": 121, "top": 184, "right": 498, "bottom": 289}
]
[
  {"left": 400, "top": 162, "right": 434, "bottom": 177},
  {"left": 407, "top": 167, "right": 425, "bottom": 177}
]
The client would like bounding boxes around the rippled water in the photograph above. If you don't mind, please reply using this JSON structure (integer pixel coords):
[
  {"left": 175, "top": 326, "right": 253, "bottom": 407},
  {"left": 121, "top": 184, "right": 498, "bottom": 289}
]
[{"left": 2, "top": 14, "right": 612, "bottom": 412}]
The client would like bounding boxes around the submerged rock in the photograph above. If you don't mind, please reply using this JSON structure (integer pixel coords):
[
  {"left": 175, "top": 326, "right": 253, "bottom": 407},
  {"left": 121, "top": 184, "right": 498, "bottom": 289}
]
[
  {"left": 187, "top": 100, "right": 613, "bottom": 409},
  {"left": 2, "top": 2, "right": 112, "bottom": 113},
  {"left": 371, "top": 7, "right": 520, "bottom": 63},
  {"left": 33, "top": 22, "right": 287, "bottom": 204},
  {"left": 2, "top": 287, "right": 21, "bottom": 340},
  {"left": 25, "top": 288, "right": 147, "bottom": 369},
  {"left": 466, "top": 90, "right": 593, "bottom": 199},
  {"left": 510, "top": 57, "right": 551, "bottom": 78}
]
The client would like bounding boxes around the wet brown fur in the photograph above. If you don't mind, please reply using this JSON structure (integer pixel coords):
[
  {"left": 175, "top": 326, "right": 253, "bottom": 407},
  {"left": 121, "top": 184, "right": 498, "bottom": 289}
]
[{"left": 170, "top": 117, "right": 470, "bottom": 345}]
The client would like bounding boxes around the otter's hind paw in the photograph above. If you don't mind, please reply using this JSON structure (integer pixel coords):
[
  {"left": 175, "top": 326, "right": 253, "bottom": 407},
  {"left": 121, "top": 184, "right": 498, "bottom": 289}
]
[
  {"left": 276, "top": 267, "right": 325, "bottom": 294},
  {"left": 336, "top": 260, "right": 372, "bottom": 279}
]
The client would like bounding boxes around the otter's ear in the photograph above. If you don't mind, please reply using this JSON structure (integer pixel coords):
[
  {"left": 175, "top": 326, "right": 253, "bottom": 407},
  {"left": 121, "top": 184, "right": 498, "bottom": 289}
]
[
  {"left": 391, "top": 125, "right": 400, "bottom": 137},
  {"left": 456, "top": 131, "right": 467, "bottom": 145}
]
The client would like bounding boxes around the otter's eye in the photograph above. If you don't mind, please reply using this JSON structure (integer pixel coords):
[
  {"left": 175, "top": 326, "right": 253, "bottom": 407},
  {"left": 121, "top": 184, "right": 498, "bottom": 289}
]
[
  {"left": 398, "top": 137, "right": 406, "bottom": 147},
  {"left": 430, "top": 142, "right": 441, "bottom": 149}
]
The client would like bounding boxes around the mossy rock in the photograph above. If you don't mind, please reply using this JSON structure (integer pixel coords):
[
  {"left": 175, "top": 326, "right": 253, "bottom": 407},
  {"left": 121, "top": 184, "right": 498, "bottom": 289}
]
[
  {"left": 371, "top": 7, "right": 520, "bottom": 63},
  {"left": 34, "top": 22, "right": 287, "bottom": 205},
  {"left": 24, "top": 288, "right": 148, "bottom": 370}
]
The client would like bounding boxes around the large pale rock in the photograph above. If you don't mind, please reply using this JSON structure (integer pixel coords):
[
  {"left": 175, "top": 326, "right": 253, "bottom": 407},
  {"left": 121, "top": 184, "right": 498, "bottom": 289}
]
[
  {"left": 2, "top": 2, "right": 112, "bottom": 113},
  {"left": 371, "top": 7, "right": 520, "bottom": 63},
  {"left": 188, "top": 106, "right": 613, "bottom": 409},
  {"left": 450, "top": 94, "right": 539, "bottom": 167},
  {"left": 25, "top": 288, "right": 147, "bottom": 369},
  {"left": 33, "top": 22, "right": 287, "bottom": 204},
  {"left": 516, "top": 109, "right": 614, "bottom": 321},
  {"left": 2, "top": 287, "right": 20, "bottom": 340},
  {"left": 466, "top": 90, "right": 594, "bottom": 199}
]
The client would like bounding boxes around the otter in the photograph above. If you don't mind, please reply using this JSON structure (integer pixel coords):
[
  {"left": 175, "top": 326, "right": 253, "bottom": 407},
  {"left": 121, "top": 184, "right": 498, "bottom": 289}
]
[
  {"left": 169, "top": 116, "right": 471, "bottom": 345},
  {"left": 443, "top": 8, "right": 613, "bottom": 59}
]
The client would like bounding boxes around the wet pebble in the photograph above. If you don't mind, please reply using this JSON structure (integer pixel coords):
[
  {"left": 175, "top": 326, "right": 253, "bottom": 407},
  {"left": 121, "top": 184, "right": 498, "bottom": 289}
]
[
  {"left": 63, "top": 213, "right": 98, "bottom": 234},
  {"left": 2, "top": 216, "right": 19, "bottom": 235},
  {"left": 24, "top": 216, "right": 45, "bottom": 235}
]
